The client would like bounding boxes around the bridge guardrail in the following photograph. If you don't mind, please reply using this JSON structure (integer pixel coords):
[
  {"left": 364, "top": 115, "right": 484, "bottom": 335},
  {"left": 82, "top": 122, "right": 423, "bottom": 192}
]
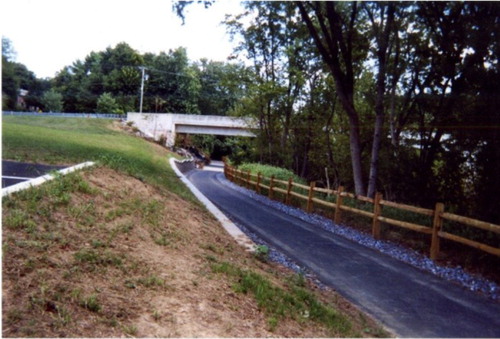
[{"left": 3, "top": 111, "right": 123, "bottom": 119}]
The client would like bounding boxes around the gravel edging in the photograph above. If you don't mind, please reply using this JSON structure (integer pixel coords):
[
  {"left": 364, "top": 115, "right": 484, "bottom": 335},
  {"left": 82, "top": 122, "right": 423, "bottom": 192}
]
[{"left": 215, "top": 172, "right": 499, "bottom": 301}]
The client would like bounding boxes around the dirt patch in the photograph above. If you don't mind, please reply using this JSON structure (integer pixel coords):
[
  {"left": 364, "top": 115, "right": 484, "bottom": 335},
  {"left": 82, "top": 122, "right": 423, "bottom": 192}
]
[{"left": 2, "top": 167, "right": 388, "bottom": 337}]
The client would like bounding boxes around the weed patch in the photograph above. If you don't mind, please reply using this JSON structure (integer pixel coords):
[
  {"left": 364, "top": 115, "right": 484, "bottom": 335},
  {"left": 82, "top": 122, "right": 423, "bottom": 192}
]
[
  {"left": 80, "top": 294, "right": 101, "bottom": 313},
  {"left": 137, "top": 275, "right": 166, "bottom": 288},
  {"left": 74, "top": 249, "right": 123, "bottom": 268},
  {"left": 211, "top": 261, "right": 354, "bottom": 336},
  {"left": 4, "top": 209, "right": 36, "bottom": 231}
]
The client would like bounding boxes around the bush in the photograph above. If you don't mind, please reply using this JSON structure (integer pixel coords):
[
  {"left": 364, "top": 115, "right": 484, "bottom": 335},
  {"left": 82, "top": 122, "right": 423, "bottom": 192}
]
[{"left": 238, "top": 163, "right": 306, "bottom": 184}]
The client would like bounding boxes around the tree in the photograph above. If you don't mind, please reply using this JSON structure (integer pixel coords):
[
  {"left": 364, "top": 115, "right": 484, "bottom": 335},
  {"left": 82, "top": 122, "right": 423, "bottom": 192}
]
[
  {"left": 52, "top": 42, "right": 143, "bottom": 113},
  {"left": 41, "top": 89, "right": 63, "bottom": 112},
  {"left": 175, "top": 1, "right": 500, "bottom": 223},
  {"left": 412, "top": 2, "right": 500, "bottom": 220},
  {"left": 2, "top": 37, "right": 17, "bottom": 62},
  {"left": 143, "top": 47, "right": 200, "bottom": 113},
  {"left": 225, "top": 2, "right": 317, "bottom": 167},
  {"left": 361, "top": 2, "right": 396, "bottom": 198},
  {"left": 96, "top": 92, "right": 122, "bottom": 114},
  {"left": 3, "top": 38, "right": 49, "bottom": 111},
  {"left": 297, "top": 1, "right": 368, "bottom": 196},
  {"left": 194, "top": 60, "right": 249, "bottom": 115}
]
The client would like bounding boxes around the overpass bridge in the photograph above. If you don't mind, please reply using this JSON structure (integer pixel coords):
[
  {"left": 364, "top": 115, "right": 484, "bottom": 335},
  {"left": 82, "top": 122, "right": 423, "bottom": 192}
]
[{"left": 127, "top": 113, "right": 256, "bottom": 147}]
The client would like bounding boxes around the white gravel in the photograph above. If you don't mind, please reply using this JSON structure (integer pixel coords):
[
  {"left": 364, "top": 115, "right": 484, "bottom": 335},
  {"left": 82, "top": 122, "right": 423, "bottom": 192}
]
[{"left": 216, "top": 172, "right": 499, "bottom": 301}]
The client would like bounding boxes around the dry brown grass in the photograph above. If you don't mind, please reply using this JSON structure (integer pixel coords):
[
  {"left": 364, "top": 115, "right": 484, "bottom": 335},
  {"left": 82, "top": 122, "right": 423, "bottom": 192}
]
[{"left": 2, "top": 167, "right": 388, "bottom": 337}]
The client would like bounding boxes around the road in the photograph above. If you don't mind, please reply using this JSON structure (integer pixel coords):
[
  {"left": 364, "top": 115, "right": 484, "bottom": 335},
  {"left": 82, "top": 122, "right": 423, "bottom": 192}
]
[
  {"left": 186, "top": 163, "right": 500, "bottom": 338},
  {"left": 2, "top": 160, "right": 66, "bottom": 188}
]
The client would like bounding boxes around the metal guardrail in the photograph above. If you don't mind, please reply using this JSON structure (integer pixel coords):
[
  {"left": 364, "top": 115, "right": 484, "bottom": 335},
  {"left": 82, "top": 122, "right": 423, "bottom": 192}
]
[{"left": 2, "top": 111, "right": 123, "bottom": 119}]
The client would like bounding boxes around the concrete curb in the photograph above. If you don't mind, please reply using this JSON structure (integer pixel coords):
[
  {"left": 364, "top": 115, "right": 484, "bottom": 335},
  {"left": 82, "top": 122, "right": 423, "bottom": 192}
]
[
  {"left": 169, "top": 157, "right": 256, "bottom": 252},
  {"left": 2, "top": 161, "right": 95, "bottom": 197}
]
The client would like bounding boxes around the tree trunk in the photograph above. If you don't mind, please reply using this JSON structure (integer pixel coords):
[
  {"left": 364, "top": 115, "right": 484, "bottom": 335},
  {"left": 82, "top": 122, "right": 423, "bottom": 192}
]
[
  {"left": 367, "top": 112, "right": 384, "bottom": 197},
  {"left": 298, "top": 1, "right": 366, "bottom": 196},
  {"left": 346, "top": 109, "right": 366, "bottom": 196},
  {"left": 366, "top": 3, "right": 395, "bottom": 198}
]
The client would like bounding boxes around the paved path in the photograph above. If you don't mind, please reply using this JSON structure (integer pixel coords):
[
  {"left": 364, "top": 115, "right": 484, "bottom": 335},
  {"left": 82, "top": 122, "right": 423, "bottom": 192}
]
[
  {"left": 186, "top": 164, "right": 500, "bottom": 338},
  {"left": 2, "top": 160, "right": 66, "bottom": 188}
]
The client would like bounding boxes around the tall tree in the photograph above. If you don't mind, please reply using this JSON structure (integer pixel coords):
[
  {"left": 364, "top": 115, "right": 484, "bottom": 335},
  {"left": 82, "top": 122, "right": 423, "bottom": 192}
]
[
  {"left": 194, "top": 60, "right": 249, "bottom": 115},
  {"left": 362, "top": 2, "right": 396, "bottom": 197},
  {"left": 225, "top": 2, "right": 314, "bottom": 167},
  {"left": 2, "top": 37, "right": 49, "bottom": 111},
  {"left": 297, "top": 1, "right": 368, "bottom": 195},
  {"left": 143, "top": 47, "right": 200, "bottom": 113},
  {"left": 41, "top": 89, "right": 63, "bottom": 112}
]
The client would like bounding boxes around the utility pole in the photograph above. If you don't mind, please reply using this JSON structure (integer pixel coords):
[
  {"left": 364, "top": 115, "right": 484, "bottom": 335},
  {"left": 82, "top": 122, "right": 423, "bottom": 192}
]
[{"left": 139, "top": 66, "right": 146, "bottom": 113}]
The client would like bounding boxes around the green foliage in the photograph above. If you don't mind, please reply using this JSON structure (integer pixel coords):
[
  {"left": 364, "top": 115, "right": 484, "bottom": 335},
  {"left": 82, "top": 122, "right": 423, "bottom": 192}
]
[
  {"left": 2, "top": 37, "right": 17, "bottom": 61},
  {"left": 73, "top": 249, "right": 123, "bottom": 268},
  {"left": 254, "top": 244, "right": 269, "bottom": 262},
  {"left": 224, "top": 2, "right": 499, "bottom": 224},
  {"left": 2, "top": 37, "right": 50, "bottom": 111},
  {"left": 194, "top": 60, "right": 249, "bottom": 115},
  {"left": 96, "top": 92, "right": 122, "bottom": 114},
  {"left": 238, "top": 163, "right": 306, "bottom": 184},
  {"left": 41, "top": 89, "right": 63, "bottom": 112},
  {"left": 137, "top": 275, "right": 165, "bottom": 288},
  {"left": 4, "top": 209, "right": 36, "bottom": 231},
  {"left": 80, "top": 294, "right": 101, "bottom": 313},
  {"left": 4, "top": 2, "right": 499, "bottom": 224},
  {"left": 211, "top": 261, "right": 354, "bottom": 336}
]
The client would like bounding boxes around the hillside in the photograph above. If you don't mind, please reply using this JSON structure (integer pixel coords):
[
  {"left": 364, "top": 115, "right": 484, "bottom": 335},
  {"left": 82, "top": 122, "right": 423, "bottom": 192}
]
[{"left": 2, "top": 117, "right": 388, "bottom": 337}]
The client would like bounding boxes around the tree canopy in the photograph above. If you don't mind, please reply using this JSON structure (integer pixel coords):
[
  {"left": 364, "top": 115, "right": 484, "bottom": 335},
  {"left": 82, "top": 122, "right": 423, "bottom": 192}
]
[
  {"left": 2, "top": 1, "right": 499, "bottom": 223},
  {"left": 220, "top": 1, "right": 500, "bottom": 223}
]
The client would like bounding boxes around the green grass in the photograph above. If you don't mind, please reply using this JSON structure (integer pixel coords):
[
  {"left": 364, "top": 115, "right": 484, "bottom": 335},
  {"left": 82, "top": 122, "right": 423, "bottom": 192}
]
[
  {"left": 237, "top": 163, "right": 306, "bottom": 184},
  {"left": 2, "top": 116, "right": 195, "bottom": 203},
  {"left": 211, "top": 261, "right": 356, "bottom": 336}
]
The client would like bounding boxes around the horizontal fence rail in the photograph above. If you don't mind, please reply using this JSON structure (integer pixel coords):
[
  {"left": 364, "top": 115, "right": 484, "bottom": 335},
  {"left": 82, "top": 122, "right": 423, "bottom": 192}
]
[
  {"left": 224, "top": 162, "right": 500, "bottom": 260},
  {"left": 3, "top": 111, "right": 123, "bottom": 119}
]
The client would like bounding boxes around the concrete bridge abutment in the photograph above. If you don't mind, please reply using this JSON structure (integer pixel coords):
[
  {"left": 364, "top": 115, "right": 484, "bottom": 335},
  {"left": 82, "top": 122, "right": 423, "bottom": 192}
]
[{"left": 126, "top": 113, "right": 256, "bottom": 147}]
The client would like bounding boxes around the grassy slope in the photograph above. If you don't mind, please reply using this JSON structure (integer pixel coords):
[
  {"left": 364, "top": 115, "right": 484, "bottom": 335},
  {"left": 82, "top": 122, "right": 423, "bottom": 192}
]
[
  {"left": 2, "top": 116, "right": 194, "bottom": 203},
  {"left": 2, "top": 116, "right": 388, "bottom": 337}
]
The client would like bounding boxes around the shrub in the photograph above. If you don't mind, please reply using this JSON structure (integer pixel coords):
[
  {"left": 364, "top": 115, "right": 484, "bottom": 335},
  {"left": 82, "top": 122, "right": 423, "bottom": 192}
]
[{"left": 238, "top": 163, "right": 306, "bottom": 184}]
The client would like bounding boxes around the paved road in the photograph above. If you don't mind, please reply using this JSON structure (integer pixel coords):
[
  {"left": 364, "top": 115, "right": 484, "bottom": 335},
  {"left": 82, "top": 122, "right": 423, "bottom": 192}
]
[
  {"left": 186, "top": 165, "right": 500, "bottom": 338},
  {"left": 2, "top": 160, "right": 66, "bottom": 188}
]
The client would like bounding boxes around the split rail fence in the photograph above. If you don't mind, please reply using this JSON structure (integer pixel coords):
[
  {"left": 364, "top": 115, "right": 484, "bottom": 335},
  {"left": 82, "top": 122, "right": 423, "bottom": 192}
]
[{"left": 224, "top": 163, "right": 500, "bottom": 260}]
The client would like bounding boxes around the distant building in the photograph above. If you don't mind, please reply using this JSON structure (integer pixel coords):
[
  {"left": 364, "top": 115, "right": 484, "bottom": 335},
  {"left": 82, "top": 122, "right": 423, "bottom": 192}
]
[{"left": 17, "top": 89, "right": 28, "bottom": 110}]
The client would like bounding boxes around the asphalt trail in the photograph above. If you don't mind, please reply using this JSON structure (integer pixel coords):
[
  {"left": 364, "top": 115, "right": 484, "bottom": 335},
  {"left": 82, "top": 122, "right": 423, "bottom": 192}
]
[{"left": 186, "top": 167, "right": 500, "bottom": 338}]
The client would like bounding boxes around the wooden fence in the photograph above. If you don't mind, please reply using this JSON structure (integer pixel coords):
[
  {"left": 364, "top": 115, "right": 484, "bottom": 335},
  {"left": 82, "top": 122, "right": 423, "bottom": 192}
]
[{"left": 224, "top": 163, "right": 500, "bottom": 260}]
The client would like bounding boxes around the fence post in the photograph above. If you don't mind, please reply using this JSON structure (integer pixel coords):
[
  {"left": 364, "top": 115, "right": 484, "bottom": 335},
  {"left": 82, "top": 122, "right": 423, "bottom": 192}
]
[
  {"left": 285, "top": 177, "right": 293, "bottom": 205},
  {"left": 256, "top": 172, "right": 262, "bottom": 194},
  {"left": 225, "top": 164, "right": 231, "bottom": 180},
  {"left": 307, "top": 181, "right": 316, "bottom": 213},
  {"left": 237, "top": 169, "right": 243, "bottom": 185},
  {"left": 246, "top": 170, "right": 251, "bottom": 189},
  {"left": 334, "top": 186, "right": 344, "bottom": 224},
  {"left": 372, "top": 192, "right": 383, "bottom": 239},
  {"left": 431, "top": 202, "right": 445, "bottom": 260},
  {"left": 269, "top": 175, "right": 275, "bottom": 200}
]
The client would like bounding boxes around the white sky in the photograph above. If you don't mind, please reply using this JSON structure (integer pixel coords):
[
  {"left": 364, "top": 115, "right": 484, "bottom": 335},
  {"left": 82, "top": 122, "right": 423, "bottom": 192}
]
[{"left": 1, "top": 0, "right": 245, "bottom": 78}]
